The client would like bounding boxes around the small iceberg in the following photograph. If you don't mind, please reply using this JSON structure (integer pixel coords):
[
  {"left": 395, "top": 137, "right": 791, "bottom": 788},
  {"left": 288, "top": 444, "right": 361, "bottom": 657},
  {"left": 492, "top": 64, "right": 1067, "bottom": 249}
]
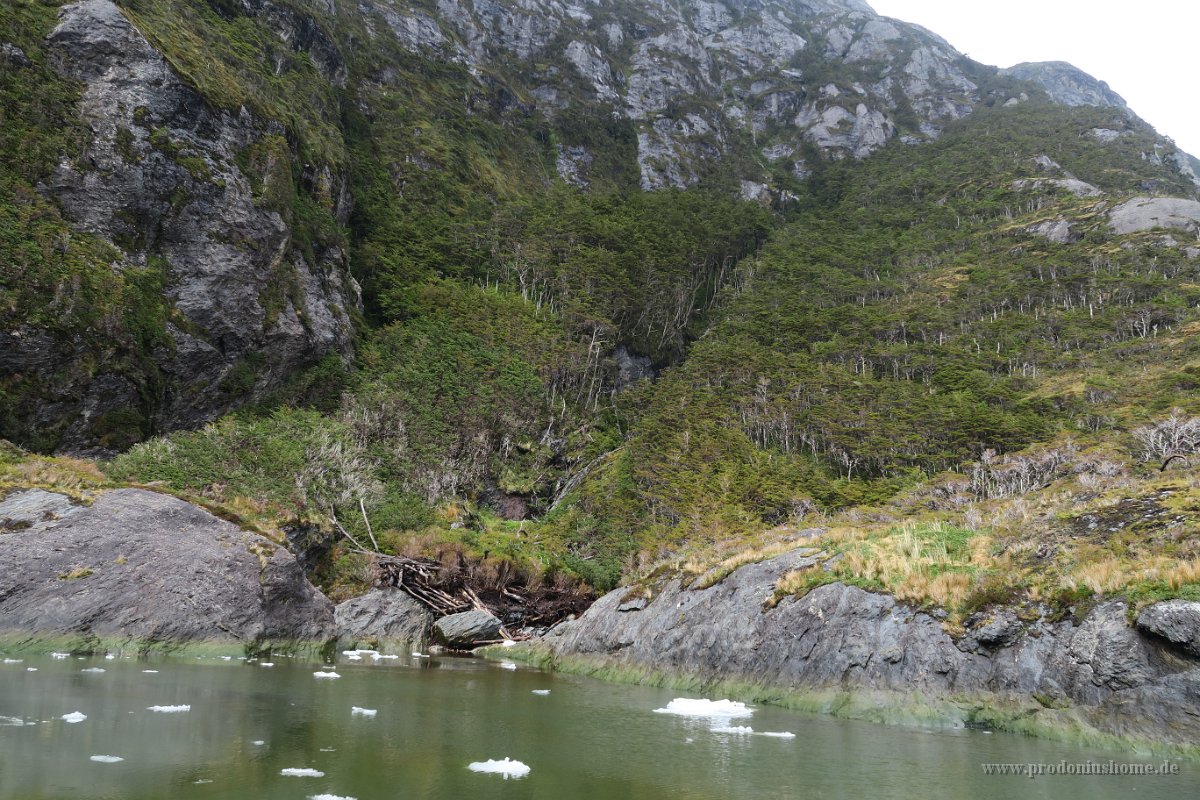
[
  {"left": 259, "top": 662, "right": 274, "bottom": 667},
  {"left": 711, "top": 725, "right": 754, "bottom": 734},
  {"left": 531, "top": 689, "right": 551, "bottom": 696},
  {"left": 468, "top": 757, "right": 530, "bottom": 779},
  {"left": 373, "top": 653, "right": 399, "bottom": 660},
  {"left": 309, "top": 795, "right": 357, "bottom": 800},
  {"left": 141, "top": 670, "right": 159, "bottom": 674},
  {"left": 1, "top": 715, "right": 29, "bottom": 726},
  {"left": 351, "top": 706, "right": 377, "bottom": 717},
  {"left": 80, "top": 667, "right": 106, "bottom": 674},
  {"left": 3, "top": 658, "right": 23, "bottom": 664},
  {"left": 653, "top": 698, "right": 753, "bottom": 719},
  {"left": 51, "top": 652, "right": 70, "bottom": 659},
  {"left": 281, "top": 768, "right": 325, "bottom": 777},
  {"left": 26, "top": 667, "right": 38, "bottom": 672},
  {"left": 344, "top": 652, "right": 363, "bottom": 661},
  {"left": 498, "top": 661, "right": 517, "bottom": 671},
  {"left": 90, "top": 755, "right": 124, "bottom": 763},
  {"left": 251, "top": 740, "right": 266, "bottom": 746},
  {"left": 62, "top": 711, "right": 87, "bottom": 724},
  {"left": 409, "top": 652, "right": 428, "bottom": 659},
  {"left": 147, "top": 705, "right": 191, "bottom": 713},
  {"left": 104, "top": 654, "right": 116, "bottom": 661},
  {"left": 313, "top": 671, "right": 340, "bottom": 679},
  {"left": 760, "top": 731, "right": 796, "bottom": 739}
]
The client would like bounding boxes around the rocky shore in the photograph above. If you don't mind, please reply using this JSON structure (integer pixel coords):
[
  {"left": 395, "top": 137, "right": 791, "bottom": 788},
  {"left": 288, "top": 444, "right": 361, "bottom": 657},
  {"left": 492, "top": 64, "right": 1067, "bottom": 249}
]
[{"left": 531, "top": 549, "right": 1200, "bottom": 754}]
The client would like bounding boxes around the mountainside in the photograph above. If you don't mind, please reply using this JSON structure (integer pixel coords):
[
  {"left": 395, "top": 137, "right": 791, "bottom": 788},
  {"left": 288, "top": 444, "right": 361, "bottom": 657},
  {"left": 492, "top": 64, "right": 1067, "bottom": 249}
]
[{"left": 4, "top": 0, "right": 1200, "bottom": 617}]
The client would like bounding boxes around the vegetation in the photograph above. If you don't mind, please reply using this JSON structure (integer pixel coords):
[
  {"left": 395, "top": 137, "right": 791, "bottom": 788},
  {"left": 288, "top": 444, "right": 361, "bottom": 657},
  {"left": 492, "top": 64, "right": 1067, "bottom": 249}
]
[{"left": 3, "top": 0, "right": 1200, "bottom": 615}]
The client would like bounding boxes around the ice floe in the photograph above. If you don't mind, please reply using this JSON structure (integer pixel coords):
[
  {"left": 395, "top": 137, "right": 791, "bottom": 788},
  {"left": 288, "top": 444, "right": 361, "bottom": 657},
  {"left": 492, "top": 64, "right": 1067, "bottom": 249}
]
[
  {"left": 468, "top": 757, "right": 530, "bottom": 779},
  {"left": 259, "top": 662, "right": 274, "bottom": 667},
  {"left": 711, "top": 725, "right": 754, "bottom": 734},
  {"left": 26, "top": 667, "right": 37, "bottom": 672},
  {"left": 409, "top": 653, "right": 428, "bottom": 659},
  {"left": 50, "top": 652, "right": 70, "bottom": 659},
  {"left": 498, "top": 661, "right": 517, "bottom": 671},
  {"left": 760, "top": 731, "right": 796, "bottom": 738},
  {"left": 3, "top": 658, "right": 23, "bottom": 664},
  {"left": 351, "top": 706, "right": 377, "bottom": 717},
  {"left": 141, "top": 670, "right": 159, "bottom": 674},
  {"left": 653, "top": 698, "right": 753, "bottom": 719},
  {"left": 309, "top": 795, "right": 357, "bottom": 800},
  {"left": 252, "top": 740, "right": 266, "bottom": 746},
  {"left": 61, "top": 711, "right": 87, "bottom": 724},
  {"left": 104, "top": 654, "right": 116, "bottom": 661},
  {"left": 90, "top": 755, "right": 124, "bottom": 763},
  {"left": 531, "top": 690, "right": 551, "bottom": 696},
  {"left": 1, "top": 715, "right": 30, "bottom": 726},
  {"left": 147, "top": 705, "right": 191, "bottom": 713},
  {"left": 313, "top": 671, "right": 341, "bottom": 679},
  {"left": 80, "top": 668, "right": 106, "bottom": 674},
  {"left": 373, "top": 653, "right": 399, "bottom": 660},
  {"left": 280, "top": 768, "right": 325, "bottom": 777}
]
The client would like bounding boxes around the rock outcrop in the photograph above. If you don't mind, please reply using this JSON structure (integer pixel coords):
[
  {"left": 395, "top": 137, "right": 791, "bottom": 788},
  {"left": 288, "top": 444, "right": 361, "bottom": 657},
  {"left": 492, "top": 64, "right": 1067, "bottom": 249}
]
[
  {"left": 1109, "top": 197, "right": 1200, "bottom": 236},
  {"left": 335, "top": 588, "right": 435, "bottom": 648},
  {"left": 0, "top": 488, "right": 334, "bottom": 651},
  {"left": 541, "top": 549, "right": 1200, "bottom": 749},
  {"left": 1001, "top": 61, "right": 1130, "bottom": 112},
  {"left": 11, "top": 0, "right": 358, "bottom": 453}
]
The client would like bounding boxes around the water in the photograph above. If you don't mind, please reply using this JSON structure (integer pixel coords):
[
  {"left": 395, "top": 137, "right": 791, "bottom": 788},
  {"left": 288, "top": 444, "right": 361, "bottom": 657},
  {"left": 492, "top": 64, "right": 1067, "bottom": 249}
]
[{"left": 1, "top": 652, "right": 1196, "bottom": 799}]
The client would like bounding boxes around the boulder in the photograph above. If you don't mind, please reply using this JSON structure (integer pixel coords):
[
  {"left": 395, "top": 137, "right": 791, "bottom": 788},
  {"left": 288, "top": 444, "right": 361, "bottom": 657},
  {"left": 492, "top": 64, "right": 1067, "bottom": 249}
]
[
  {"left": 1137, "top": 600, "right": 1200, "bottom": 657},
  {"left": 433, "top": 609, "right": 503, "bottom": 649},
  {"left": 0, "top": 488, "right": 334, "bottom": 650},
  {"left": 335, "top": 589, "right": 434, "bottom": 648}
]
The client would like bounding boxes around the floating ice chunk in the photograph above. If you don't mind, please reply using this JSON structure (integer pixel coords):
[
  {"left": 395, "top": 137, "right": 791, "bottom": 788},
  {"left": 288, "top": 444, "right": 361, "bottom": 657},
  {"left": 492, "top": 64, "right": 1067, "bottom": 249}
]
[
  {"left": 259, "top": 662, "right": 274, "bottom": 667},
  {"left": 344, "top": 653, "right": 363, "bottom": 661},
  {"left": 309, "top": 795, "right": 357, "bottom": 800},
  {"left": 343, "top": 649, "right": 377, "bottom": 656},
  {"left": 142, "top": 670, "right": 159, "bottom": 674},
  {"left": 351, "top": 707, "right": 377, "bottom": 717},
  {"left": 409, "top": 652, "right": 428, "bottom": 658},
  {"left": 531, "top": 690, "right": 551, "bottom": 696},
  {"left": 252, "top": 740, "right": 266, "bottom": 746},
  {"left": 712, "top": 725, "right": 754, "bottom": 734},
  {"left": 313, "top": 671, "right": 340, "bottom": 679},
  {"left": 80, "top": 667, "right": 106, "bottom": 674},
  {"left": 319, "top": 747, "right": 336, "bottom": 752},
  {"left": 760, "top": 731, "right": 796, "bottom": 739},
  {"left": 1, "top": 715, "right": 29, "bottom": 726},
  {"left": 653, "top": 698, "right": 753, "bottom": 719},
  {"left": 147, "top": 705, "right": 191, "bottom": 713},
  {"left": 194, "top": 779, "right": 213, "bottom": 784},
  {"left": 62, "top": 711, "right": 87, "bottom": 723},
  {"left": 280, "top": 768, "right": 325, "bottom": 777},
  {"left": 468, "top": 757, "right": 530, "bottom": 779},
  {"left": 51, "top": 652, "right": 70, "bottom": 659},
  {"left": 104, "top": 654, "right": 116, "bottom": 661},
  {"left": 373, "top": 653, "right": 399, "bottom": 660},
  {"left": 498, "top": 661, "right": 517, "bottom": 671},
  {"left": 26, "top": 667, "right": 38, "bottom": 672},
  {"left": 90, "top": 755, "right": 124, "bottom": 763},
  {"left": 3, "top": 658, "right": 23, "bottom": 664}
]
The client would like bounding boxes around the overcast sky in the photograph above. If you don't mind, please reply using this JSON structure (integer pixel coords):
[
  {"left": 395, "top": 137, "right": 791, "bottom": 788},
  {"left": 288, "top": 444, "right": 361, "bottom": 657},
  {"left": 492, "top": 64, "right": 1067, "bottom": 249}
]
[{"left": 867, "top": 0, "right": 1200, "bottom": 157}]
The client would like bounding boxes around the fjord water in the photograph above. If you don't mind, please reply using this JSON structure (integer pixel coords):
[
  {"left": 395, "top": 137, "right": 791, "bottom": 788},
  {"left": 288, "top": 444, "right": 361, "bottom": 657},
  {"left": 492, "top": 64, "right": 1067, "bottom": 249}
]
[{"left": 1, "top": 654, "right": 1194, "bottom": 800}]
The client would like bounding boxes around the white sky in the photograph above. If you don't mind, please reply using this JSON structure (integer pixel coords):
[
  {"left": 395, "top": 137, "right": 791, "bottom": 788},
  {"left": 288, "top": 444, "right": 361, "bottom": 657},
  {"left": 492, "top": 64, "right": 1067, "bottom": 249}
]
[{"left": 867, "top": 0, "right": 1200, "bottom": 157}]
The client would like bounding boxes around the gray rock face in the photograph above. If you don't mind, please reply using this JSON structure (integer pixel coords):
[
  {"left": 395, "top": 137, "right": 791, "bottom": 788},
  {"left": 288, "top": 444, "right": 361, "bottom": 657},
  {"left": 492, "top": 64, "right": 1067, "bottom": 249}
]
[
  {"left": 433, "top": 608, "right": 503, "bottom": 648},
  {"left": 0, "top": 489, "right": 84, "bottom": 534},
  {"left": 1109, "top": 197, "right": 1200, "bottom": 236},
  {"left": 0, "top": 489, "right": 334, "bottom": 650},
  {"left": 1002, "top": 61, "right": 1130, "bottom": 112},
  {"left": 544, "top": 550, "right": 1200, "bottom": 747},
  {"left": 1026, "top": 219, "right": 1078, "bottom": 244},
  {"left": 23, "top": 0, "right": 358, "bottom": 452},
  {"left": 1138, "top": 601, "right": 1200, "bottom": 657},
  {"left": 335, "top": 589, "right": 434, "bottom": 647}
]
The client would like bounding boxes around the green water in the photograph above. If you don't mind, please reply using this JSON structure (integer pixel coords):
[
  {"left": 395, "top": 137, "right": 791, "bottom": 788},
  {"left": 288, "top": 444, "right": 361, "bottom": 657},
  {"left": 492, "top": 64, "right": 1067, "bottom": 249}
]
[{"left": 0, "top": 650, "right": 1195, "bottom": 799}]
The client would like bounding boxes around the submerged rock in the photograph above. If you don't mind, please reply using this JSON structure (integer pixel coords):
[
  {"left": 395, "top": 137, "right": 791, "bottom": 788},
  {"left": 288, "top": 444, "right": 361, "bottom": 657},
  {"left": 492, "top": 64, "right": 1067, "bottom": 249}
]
[
  {"left": 433, "top": 609, "right": 503, "bottom": 649},
  {"left": 335, "top": 589, "right": 434, "bottom": 648},
  {"left": 0, "top": 489, "right": 334, "bottom": 650}
]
